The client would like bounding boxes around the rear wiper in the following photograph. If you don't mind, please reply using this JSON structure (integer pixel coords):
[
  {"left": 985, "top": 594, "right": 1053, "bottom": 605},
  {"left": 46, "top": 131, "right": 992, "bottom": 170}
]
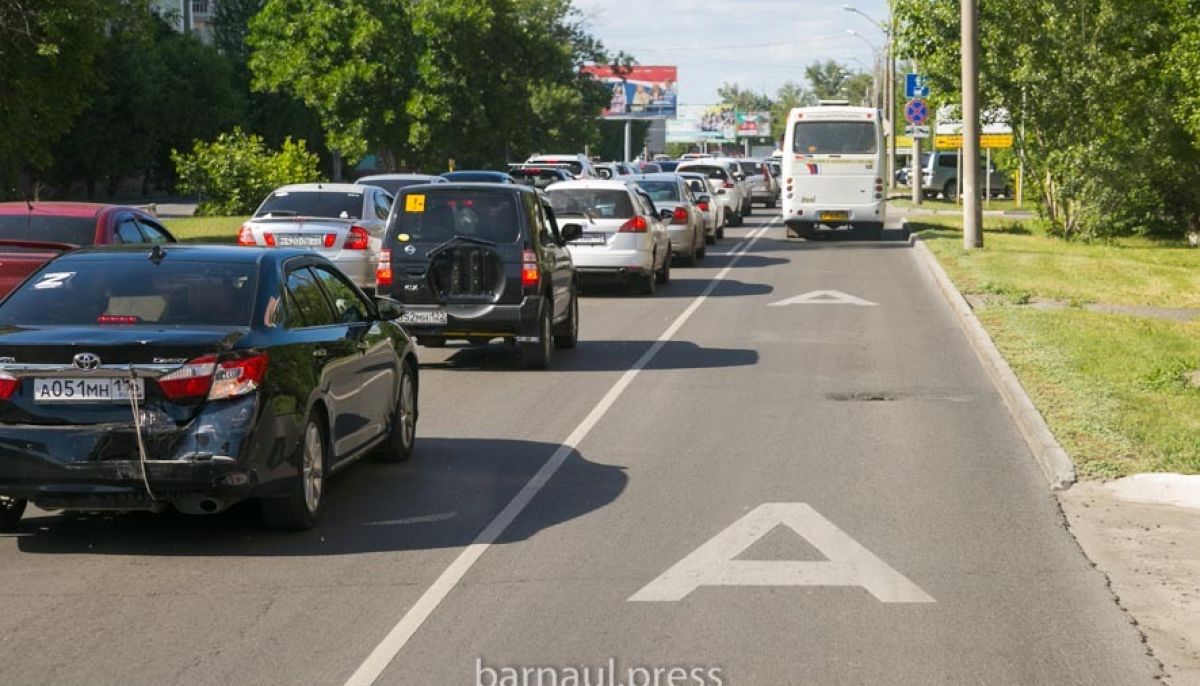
[{"left": 425, "top": 234, "right": 498, "bottom": 257}]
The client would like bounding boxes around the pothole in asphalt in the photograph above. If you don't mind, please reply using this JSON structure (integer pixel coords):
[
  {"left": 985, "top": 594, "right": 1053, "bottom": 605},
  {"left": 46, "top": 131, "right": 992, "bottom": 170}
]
[{"left": 826, "top": 391, "right": 901, "bottom": 402}]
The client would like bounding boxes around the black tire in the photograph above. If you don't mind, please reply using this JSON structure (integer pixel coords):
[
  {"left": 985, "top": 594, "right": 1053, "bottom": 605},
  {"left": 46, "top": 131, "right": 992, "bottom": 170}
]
[
  {"left": 0, "top": 496, "right": 26, "bottom": 532},
  {"left": 261, "top": 415, "right": 327, "bottom": 530},
  {"left": 374, "top": 362, "right": 417, "bottom": 462},
  {"left": 678, "top": 244, "right": 698, "bottom": 267},
  {"left": 655, "top": 249, "right": 671, "bottom": 284},
  {"left": 554, "top": 287, "right": 578, "bottom": 348},
  {"left": 943, "top": 179, "right": 958, "bottom": 201},
  {"left": 520, "top": 302, "right": 553, "bottom": 369},
  {"left": 729, "top": 209, "right": 743, "bottom": 227},
  {"left": 636, "top": 269, "right": 656, "bottom": 296},
  {"left": 742, "top": 198, "right": 753, "bottom": 217},
  {"left": 705, "top": 233, "right": 716, "bottom": 245},
  {"left": 716, "top": 226, "right": 725, "bottom": 240},
  {"left": 419, "top": 336, "right": 446, "bottom": 348},
  {"left": 696, "top": 241, "right": 706, "bottom": 260}
]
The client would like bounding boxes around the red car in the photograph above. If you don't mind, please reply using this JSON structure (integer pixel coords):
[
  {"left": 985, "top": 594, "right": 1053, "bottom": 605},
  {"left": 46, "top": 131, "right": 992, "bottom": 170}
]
[{"left": 0, "top": 203, "right": 175, "bottom": 298}]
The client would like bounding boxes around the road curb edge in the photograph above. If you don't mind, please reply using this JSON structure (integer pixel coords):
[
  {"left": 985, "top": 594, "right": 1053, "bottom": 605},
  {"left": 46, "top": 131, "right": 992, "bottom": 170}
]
[{"left": 903, "top": 222, "right": 1077, "bottom": 490}]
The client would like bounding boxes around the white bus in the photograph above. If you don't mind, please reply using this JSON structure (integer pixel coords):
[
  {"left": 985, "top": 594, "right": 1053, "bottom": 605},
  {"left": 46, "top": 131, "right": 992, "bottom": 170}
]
[{"left": 781, "top": 105, "right": 886, "bottom": 239}]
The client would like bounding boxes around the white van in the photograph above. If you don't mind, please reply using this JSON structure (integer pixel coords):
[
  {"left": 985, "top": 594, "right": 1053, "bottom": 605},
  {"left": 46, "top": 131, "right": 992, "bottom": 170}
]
[{"left": 781, "top": 106, "right": 885, "bottom": 239}]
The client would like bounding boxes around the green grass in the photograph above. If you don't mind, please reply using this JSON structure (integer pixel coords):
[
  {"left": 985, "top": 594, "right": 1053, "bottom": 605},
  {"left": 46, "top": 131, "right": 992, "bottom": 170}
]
[
  {"left": 914, "top": 218, "right": 1200, "bottom": 477},
  {"left": 890, "top": 196, "right": 1023, "bottom": 212},
  {"left": 162, "top": 215, "right": 248, "bottom": 243}
]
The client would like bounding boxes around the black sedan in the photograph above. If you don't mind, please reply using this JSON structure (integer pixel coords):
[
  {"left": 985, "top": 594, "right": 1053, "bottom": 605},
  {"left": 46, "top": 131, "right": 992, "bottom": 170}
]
[{"left": 0, "top": 245, "right": 419, "bottom": 530}]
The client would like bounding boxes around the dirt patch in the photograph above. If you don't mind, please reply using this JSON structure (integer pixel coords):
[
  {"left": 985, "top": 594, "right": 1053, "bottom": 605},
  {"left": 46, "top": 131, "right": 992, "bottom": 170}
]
[{"left": 1061, "top": 483, "right": 1200, "bottom": 684}]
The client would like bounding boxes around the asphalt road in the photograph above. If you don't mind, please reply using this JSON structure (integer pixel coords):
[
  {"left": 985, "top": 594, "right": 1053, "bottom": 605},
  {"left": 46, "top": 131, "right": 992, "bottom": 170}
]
[{"left": 0, "top": 214, "right": 1158, "bottom": 686}]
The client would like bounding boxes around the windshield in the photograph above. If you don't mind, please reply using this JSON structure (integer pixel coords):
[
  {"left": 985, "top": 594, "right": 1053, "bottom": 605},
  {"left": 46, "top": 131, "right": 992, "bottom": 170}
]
[
  {"left": 0, "top": 257, "right": 258, "bottom": 327},
  {"left": 546, "top": 189, "right": 634, "bottom": 220},
  {"left": 0, "top": 215, "right": 97, "bottom": 246},
  {"left": 393, "top": 190, "right": 520, "bottom": 243},
  {"left": 792, "top": 121, "right": 878, "bottom": 154},
  {"left": 255, "top": 190, "right": 363, "bottom": 219},
  {"left": 530, "top": 159, "right": 582, "bottom": 176},
  {"left": 636, "top": 181, "right": 680, "bottom": 203}
]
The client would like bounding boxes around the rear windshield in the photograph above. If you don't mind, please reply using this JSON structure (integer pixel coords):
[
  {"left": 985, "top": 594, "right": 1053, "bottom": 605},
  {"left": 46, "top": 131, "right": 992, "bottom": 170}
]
[
  {"left": 792, "top": 121, "right": 878, "bottom": 154},
  {"left": 0, "top": 257, "right": 258, "bottom": 327},
  {"left": 546, "top": 189, "right": 634, "bottom": 220},
  {"left": 738, "top": 162, "right": 760, "bottom": 175},
  {"left": 657, "top": 161, "right": 679, "bottom": 172},
  {"left": 393, "top": 190, "right": 521, "bottom": 243},
  {"left": 512, "top": 169, "right": 565, "bottom": 189},
  {"left": 0, "top": 214, "right": 96, "bottom": 246},
  {"left": 360, "top": 179, "right": 430, "bottom": 194},
  {"left": 681, "top": 165, "right": 728, "bottom": 181},
  {"left": 530, "top": 159, "right": 582, "bottom": 176},
  {"left": 682, "top": 177, "right": 710, "bottom": 194},
  {"left": 255, "top": 190, "right": 363, "bottom": 220},
  {"left": 636, "top": 181, "right": 680, "bottom": 203},
  {"left": 443, "top": 172, "right": 508, "bottom": 183}
]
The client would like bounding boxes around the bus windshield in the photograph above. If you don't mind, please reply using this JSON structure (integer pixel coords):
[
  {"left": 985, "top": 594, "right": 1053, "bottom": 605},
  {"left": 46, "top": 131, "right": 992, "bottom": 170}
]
[{"left": 792, "top": 121, "right": 877, "bottom": 155}]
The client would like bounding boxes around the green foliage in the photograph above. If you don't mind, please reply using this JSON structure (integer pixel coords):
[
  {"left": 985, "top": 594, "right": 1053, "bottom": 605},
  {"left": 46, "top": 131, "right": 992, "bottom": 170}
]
[
  {"left": 172, "top": 129, "right": 321, "bottom": 216},
  {"left": 805, "top": 60, "right": 854, "bottom": 100}
]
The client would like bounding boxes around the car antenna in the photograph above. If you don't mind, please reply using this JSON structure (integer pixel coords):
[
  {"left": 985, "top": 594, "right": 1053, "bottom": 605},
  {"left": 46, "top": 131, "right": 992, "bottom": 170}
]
[{"left": 148, "top": 244, "right": 167, "bottom": 265}]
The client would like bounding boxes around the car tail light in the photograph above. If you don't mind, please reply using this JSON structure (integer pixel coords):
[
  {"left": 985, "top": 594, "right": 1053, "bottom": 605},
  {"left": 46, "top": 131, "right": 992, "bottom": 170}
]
[
  {"left": 723, "top": 181, "right": 734, "bottom": 189},
  {"left": 157, "top": 354, "right": 268, "bottom": 402},
  {"left": 672, "top": 207, "right": 688, "bottom": 225},
  {"left": 376, "top": 248, "right": 393, "bottom": 289},
  {"left": 698, "top": 201, "right": 710, "bottom": 212},
  {"left": 0, "top": 371, "right": 18, "bottom": 400},
  {"left": 97, "top": 314, "right": 138, "bottom": 325},
  {"left": 344, "top": 225, "right": 370, "bottom": 250},
  {"left": 236, "top": 224, "right": 256, "bottom": 246},
  {"left": 521, "top": 250, "right": 539, "bottom": 287},
  {"left": 323, "top": 233, "right": 337, "bottom": 248},
  {"left": 264, "top": 232, "right": 276, "bottom": 247},
  {"left": 619, "top": 216, "right": 648, "bottom": 233}
]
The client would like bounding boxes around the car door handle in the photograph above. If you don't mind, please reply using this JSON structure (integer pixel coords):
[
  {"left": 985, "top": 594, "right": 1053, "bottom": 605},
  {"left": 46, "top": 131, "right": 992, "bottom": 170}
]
[{"left": 313, "top": 348, "right": 328, "bottom": 359}]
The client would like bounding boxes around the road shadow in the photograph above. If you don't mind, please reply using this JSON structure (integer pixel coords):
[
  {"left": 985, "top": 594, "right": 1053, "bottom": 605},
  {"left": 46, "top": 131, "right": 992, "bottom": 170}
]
[
  {"left": 700, "top": 254, "right": 791, "bottom": 269},
  {"left": 749, "top": 235, "right": 913, "bottom": 253},
  {"left": 14, "top": 438, "right": 625, "bottom": 556},
  {"left": 582, "top": 277, "right": 773, "bottom": 299},
  {"left": 423, "top": 339, "right": 758, "bottom": 373}
]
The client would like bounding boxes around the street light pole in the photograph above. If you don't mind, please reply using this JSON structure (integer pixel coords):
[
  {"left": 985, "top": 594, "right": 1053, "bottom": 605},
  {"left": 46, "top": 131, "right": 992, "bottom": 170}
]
[
  {"left": 842, "top": 4, "right": 896, "bottom": 187},
  {"left": 962, "top": 0, "right": 983, "bottom": 248}
]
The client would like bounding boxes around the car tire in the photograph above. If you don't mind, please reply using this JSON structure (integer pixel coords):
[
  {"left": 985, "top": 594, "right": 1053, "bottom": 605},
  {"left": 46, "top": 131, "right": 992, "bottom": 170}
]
[
  {"left": 261, "top": 415, "right": 327, "bottom": 530},
  {"left": 655, "top": 249, "right": 671, "bottom": 284},
  {"left": 0, "top": 496, "right": 26, "bottom": 532},
  {"left": 554, "top": 287, "right": 579, "bottom": 348},
  {"left": 716, "top": 226, "right": 725, "bottom": 240},
  {"left": 521, "top": 303, "right": 553, "bottom": 369},
  {"left": 420, "top": 336, "right": 446, "bottom": 348},
  {"left": 730, "top": 209, "right": 743, "bottom": 227},
  {"left": 705, "top": 233, "right": 716, "bottom": 245},
  {"left": 696, "top": 239, "right": 706, "bottom": 260},
  {"left": 374, "top": 362, "right": 417, "bottom": 462},
  {"left": 742, "top": 199, "right": 753, "bottom": 217},
  {"left": 943, "top": 180, "right": 958, "bottom": 201}
]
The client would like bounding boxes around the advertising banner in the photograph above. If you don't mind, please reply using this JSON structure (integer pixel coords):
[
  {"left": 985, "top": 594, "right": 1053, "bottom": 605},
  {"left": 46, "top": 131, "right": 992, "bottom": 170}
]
[
  {"left": 581, "top": 65, "right": 678, "bottom": 119},
  {"left": 666, "top": 105, "right": 737, "bottom": 143},
  {"left": 735, "top": 112, "right": 772, "bottom": 138}
]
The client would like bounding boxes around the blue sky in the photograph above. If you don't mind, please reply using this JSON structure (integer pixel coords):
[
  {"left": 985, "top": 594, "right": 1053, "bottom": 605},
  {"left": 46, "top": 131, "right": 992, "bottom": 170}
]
[{"left": 573, "top": 0, "right": 891, "bottom": 105}]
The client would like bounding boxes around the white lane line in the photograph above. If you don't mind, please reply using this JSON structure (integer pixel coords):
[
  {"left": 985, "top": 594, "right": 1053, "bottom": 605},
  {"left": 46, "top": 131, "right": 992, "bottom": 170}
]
[{"left": 342, "top": 218, "right": 778, "bottom": 686}]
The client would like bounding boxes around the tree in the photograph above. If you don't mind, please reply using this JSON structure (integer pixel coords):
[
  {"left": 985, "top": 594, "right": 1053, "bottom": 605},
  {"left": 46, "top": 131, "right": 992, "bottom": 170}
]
[
  {"left": 717, "top": 83, "right": 772, "bottom": 113},
  {"left": 770, "top": 80, "right": 817, "bottom": 145},
  {"left": 804, "top": 60, "right": 852, "bottom": 100}
]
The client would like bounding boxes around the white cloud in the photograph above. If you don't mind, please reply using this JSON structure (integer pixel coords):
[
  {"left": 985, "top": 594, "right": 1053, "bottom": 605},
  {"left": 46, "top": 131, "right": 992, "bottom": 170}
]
[{"left": 574, "top": 0, "right": 891, "bottom": 104}]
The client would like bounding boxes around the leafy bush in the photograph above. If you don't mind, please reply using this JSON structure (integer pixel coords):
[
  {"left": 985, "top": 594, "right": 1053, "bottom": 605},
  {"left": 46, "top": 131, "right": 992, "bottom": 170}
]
[{"left": 172, "top": 128, "right": 321, "bottom": 216}]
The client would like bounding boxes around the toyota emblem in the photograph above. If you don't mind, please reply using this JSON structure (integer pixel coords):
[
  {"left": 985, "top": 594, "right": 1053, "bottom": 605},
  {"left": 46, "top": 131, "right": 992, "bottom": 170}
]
[{"left": 72, "top": 352, "right": 101, "bottom": 371}]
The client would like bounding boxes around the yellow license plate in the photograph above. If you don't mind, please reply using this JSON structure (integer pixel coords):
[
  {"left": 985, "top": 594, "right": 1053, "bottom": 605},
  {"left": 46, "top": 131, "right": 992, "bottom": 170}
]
[{"left": 819, "top": 211, "right": 850, "bottom": 222}]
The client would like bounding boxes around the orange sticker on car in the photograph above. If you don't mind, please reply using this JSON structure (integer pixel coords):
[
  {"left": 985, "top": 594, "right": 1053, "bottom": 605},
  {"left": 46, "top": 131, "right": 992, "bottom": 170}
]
[{"left": 405, "top": 195, "right": 426, "bottom": 213}]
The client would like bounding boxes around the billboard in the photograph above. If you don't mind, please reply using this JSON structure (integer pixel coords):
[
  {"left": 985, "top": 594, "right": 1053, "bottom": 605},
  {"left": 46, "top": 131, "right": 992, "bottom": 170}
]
[
  {"left": 736, "top": 111, "right": 772, "bottom": 138},
  {"left": 582, "top": 65, "right": 678, "bottom": 119},
  {"left": 666, "top": 105, "right": 736, "bottom": 143}
]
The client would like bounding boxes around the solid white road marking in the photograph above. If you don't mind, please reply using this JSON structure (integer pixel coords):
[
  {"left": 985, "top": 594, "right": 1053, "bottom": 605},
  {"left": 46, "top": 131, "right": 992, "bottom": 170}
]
[
  {"left": 341, "top": 219, "right": 779, "bottom": 686},
  {"left": 769, "top": 290, "right": 879, "bottom": 307},
  {"left": 629, "top": 503, "right": 935, "bottom": 603}
]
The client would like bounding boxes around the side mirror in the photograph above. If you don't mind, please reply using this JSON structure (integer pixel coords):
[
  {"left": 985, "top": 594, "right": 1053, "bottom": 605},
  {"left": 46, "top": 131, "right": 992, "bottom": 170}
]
[
  {"left": 659, "top": 208, "right": 674, "bottom": 221},
  {"left": 375, "top": 297, "right": 404, "bottom": 321},
  {"left": 559, "top": 223, "right": 583, "bottom": 243}
]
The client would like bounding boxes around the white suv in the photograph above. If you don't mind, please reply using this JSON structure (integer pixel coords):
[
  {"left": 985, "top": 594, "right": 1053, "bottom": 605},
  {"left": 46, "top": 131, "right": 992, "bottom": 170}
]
[{"left": 677, "top": 159, "right": 748, "bottom": 227}]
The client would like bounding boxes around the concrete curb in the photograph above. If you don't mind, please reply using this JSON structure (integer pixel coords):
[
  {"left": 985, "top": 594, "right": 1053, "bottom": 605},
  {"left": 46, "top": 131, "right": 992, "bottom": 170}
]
[{"left": 904, "top": 223, "right": 1077, "bottom": 490}]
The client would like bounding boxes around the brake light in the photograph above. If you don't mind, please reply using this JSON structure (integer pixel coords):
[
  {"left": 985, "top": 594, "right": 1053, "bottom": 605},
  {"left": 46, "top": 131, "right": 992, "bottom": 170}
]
[
  {"left": 97, "top": 315, "right": 138, "bottom": 325},
  {"left": 264, "top": 232, "right": 276, "bottom": 247},
  {"left": 236, "top": 224, "right": 256, "bottom": 246},
  {"left": 672, "top": 207, "right": 688, "bottom": 225},
  {"left": 344, "top": 225, "right": 370, "bottom": 250},
  {"left": 376, "top": 248, "right": 393, "bottom": 289},
  {"left": 157, "top": 354, "right": 268, "bottom": 402},
  {"left": 323, "top": 233, "right": 336, "bottom": 248},
  {"left": 619, "top": 216, "right": 648, "bottom": 233},
  {"left": 698, "top": 201, "right": 709, "bottom": 212},
  {"left": 521, "top": 250, "right": 539, "bottom": 288},
  {"left": 723, "top": 181, "right": 734, "bottom": 189},
  {"left": 0, "top": 371, "right": 18, "bottom": 400}
]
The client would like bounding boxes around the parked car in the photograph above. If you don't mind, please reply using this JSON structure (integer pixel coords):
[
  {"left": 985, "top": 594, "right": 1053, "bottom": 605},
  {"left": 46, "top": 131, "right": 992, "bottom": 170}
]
[
  {"left": 545, "top": 179, "right": 671, "bottom": 295},
  {"left": 633, "top": 162, "right": 662, "bottom": 173},
  {"left": 918, "top": 151, "right": 1011, "bottom": 200},
  {"left": 632, "top": 173, "right": 705, "bottom": 266},
  {"left": 0, "top": 245, "right": 419, "bottom": 531},
  {"left": 736, "top": 159, "right": 776, "bottom": 209},
  {"left": 510, "top": 166, "right": 574, "bottom": 189},
  {"left": 676, "top": 160, "right": 747, "bottom": 226},
  {"left": 375, "top": 183, "right": 580, "bottom": 368},
  {"left": 593, "top": 162, "right": 630, "bottom": 180},
  {"left": 357, "top": 174, "right": 447, "bottom": 195},
  {"left": 525, "top": 154, "right": 597, "bottom": 179},
  {"left": 0, "top": 202, "right": 175, "bottom": 299},
  {"left": 656, "top": 160, "right": 680, "bottom": 172},
  {"left": 441, "top": 170, "right": 516, "bottom": 184},
  {"left": 238, "top": 183, "right": 393, "bottom": 293},
  {"left": 679, "top": 172, "right": 725, "bottom": 242}
]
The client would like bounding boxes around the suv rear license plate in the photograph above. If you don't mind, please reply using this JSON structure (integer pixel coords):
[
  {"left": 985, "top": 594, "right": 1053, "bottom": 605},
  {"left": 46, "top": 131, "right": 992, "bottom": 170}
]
[
  {"left": 399, "top": 308, "right": 448, "bottom": 326},
  {"left": 33, "top": 378, "right": 145, "bottom": 403},
  {"left": 275, "top": 234, "right": 325, "bottom": 247},
  {"left": 819, "top": 211, "right": 850, "bottom": 223}
]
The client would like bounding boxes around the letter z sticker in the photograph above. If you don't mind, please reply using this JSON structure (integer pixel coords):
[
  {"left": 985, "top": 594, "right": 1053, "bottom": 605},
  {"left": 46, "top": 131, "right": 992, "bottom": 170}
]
[{"left": 34, "top": 272, "right": 75, "bottom": 289}]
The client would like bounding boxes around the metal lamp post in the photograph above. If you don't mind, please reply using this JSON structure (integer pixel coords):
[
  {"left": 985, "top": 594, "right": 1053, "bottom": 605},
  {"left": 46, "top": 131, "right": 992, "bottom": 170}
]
[{"left": 843, "top": 4, "right": 896, "bottom": 189}]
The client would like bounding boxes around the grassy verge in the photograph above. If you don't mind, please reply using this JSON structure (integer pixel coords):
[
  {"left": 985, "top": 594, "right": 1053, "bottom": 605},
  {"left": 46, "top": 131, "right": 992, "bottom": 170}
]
[
  {"left": 890, "top": 196, "right": 1023, "bottom": 212},
  {"left": 162, "top": 215, "right": 247, "bottom": 243},
  {"left": 914, "top": 218, "right": 1200, "bottom": 478}
]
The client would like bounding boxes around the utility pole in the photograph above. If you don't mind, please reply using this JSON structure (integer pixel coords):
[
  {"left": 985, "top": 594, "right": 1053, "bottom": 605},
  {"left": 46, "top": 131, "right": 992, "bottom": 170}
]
[
  {"left": 961, "top": 0, "right": 983, "bottom": 249},
  {"left": 888, "top": 11, "right": 897, "bottom": 190}
]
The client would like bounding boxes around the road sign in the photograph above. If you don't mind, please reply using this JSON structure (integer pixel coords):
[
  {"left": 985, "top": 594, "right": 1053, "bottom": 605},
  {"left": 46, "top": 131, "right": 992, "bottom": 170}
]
[
  {"left": 905, "top": 125, "right": 930, "bottom": 139},
  {"left": 904, "top": 99, "right": 929, "bottom": 126},
  {"left": 935, "top": 133, "right": 1014, "bottom": 150},
  {"left": 905, "top": 73, "right": 930, "bottom": 99}
]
